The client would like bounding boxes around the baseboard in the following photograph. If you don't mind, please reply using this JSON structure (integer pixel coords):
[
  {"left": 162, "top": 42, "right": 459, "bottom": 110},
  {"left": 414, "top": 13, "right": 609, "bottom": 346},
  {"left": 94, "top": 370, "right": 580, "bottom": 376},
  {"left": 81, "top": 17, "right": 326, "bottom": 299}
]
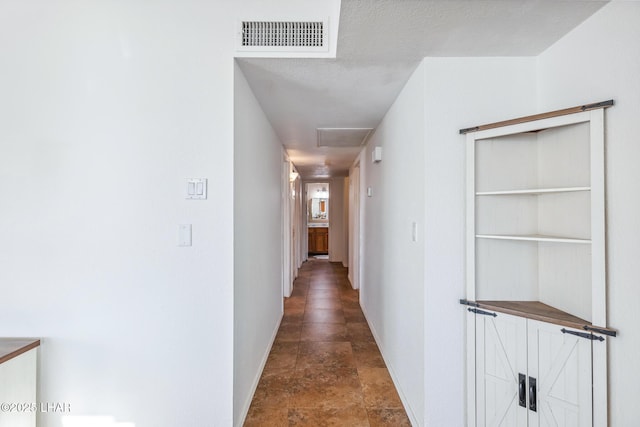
[
  {"left": 360, "top": 304, "right": 422, "bottom": 427},
  {"left": 235, "top": 314, "right": 282, "bottom": 427}
]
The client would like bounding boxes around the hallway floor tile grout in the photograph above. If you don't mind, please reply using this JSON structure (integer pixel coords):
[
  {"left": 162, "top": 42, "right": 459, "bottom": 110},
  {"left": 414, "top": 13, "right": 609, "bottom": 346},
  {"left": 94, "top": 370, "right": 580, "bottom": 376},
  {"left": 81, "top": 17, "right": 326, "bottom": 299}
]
[{"left": 244, "top": 259, "right": 411, "bottom": 426}]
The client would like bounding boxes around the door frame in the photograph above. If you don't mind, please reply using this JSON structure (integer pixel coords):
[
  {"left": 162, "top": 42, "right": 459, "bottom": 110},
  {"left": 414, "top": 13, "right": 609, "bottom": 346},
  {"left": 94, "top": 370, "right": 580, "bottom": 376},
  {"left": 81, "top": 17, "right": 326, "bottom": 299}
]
[
  {"left": 349, "top": 163, "right": 361, "bottom": 289},
  {"left": 282, "top": 157, "right": 292, "bottom": 298},
  {"left": 305, "top": 181, "right": 331, "bottom": 258}
]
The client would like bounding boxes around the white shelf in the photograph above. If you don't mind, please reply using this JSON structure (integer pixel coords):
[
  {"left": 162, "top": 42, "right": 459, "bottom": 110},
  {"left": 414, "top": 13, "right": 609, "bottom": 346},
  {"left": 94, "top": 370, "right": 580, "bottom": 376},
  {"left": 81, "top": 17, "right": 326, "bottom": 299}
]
[
  {"left": 476, "top": 186, "right": 590, "bottom": 196},
  {"left": 476, "top": 234, "right": 591, "bottom": 244}
]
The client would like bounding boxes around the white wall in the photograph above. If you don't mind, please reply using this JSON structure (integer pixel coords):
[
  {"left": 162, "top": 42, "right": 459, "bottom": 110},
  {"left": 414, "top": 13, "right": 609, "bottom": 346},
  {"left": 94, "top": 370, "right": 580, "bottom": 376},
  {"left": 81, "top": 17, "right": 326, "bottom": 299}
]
[
  {"left": 360, "top": 61, "right": 426, "bottom": 425},
  {"left": 358, "top": 56, "right": 536, "bottom": 427},
  {"left": 233, "top": 62, "right": 285, "bottom": 425},
  {"left": 0, "top": 1, "right": 237, "bottom": 426},
  {"left": 537, "top": 3, "right": 640, "bottom": 425},
  {"left": 421, "top": 57, "right": 536, "bottom": 426},
  {"left": 361, "top": 56, "right": 536, "bottom": 426}
]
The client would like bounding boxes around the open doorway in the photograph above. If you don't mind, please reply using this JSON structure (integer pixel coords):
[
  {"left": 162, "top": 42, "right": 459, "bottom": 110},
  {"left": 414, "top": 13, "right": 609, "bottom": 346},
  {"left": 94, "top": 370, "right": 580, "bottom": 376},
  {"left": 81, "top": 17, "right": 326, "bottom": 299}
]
[{"left": 306, "top": 183, "right": 329, "bottom": 258}]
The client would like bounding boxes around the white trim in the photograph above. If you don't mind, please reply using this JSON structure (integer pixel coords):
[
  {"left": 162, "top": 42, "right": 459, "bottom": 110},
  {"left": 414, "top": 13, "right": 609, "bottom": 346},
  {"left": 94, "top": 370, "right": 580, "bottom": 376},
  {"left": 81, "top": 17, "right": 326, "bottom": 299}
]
[
  {"left": 361, "top": 304, "right": 420, "bottom": 427},
  {"left": 465, "top": 134, "right": 476, "bottom": 427},
  {"left": 235, "top": 316, "right": 282, "bottom": 427},
  {"left": 348, "top": 163, "right": 361, "bottom": 290},
  {"left": 590, "top": 108, "right": 606, "bottom": 327},
  {"left": 475, "top": 234, "right": 591, "bottom": 244},
  {"left": 470, "top": 111, "right": 591, "bottom": 141},
  {"left": 465, "top": 134, "right": 476, "bottom": 301},
  {"left": 589, "top": 108, "right": 608, "bottom": 427},
  {"left": 476, "top": 186, "right": 590, "bottom": 196},
  {"left": 465, "top": 310, "right": 476, "bottom": 427},
  {"left": 282, "top": 158, "right": 292, "bottom": 298}
]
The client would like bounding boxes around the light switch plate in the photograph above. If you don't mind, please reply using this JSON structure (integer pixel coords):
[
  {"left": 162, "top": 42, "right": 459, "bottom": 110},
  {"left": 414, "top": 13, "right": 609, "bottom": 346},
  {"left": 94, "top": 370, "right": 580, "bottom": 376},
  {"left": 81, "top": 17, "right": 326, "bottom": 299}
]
[
  {"left": 178, "top": 224, "right": 192, "bottom": 246},
  {"left": 372, "top": 146, "right": 382, "bottom": 163},
  {"left": 186, "top": 178, "right": 207, "bottom": 199}
]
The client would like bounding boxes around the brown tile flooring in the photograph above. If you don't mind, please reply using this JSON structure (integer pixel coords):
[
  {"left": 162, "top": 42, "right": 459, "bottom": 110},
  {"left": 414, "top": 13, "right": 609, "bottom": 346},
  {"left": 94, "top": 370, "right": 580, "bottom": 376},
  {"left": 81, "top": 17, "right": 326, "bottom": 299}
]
[{"left": 244, "top": 259, "right": 411, "bottom": 426}]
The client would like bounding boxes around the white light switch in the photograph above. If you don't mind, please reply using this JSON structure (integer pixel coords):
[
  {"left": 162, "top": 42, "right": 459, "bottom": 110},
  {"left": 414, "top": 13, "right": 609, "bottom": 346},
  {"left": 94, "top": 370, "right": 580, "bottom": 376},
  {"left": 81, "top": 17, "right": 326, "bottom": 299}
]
[
  {"left": 367, "top": 187, "right": 373, "bottom": 197},
  {"left": 186, "top": 179, "right": 207, "bottom": 199},
  {"left": 179, "top": 224, "right": 192, "bottom": 247},
  {"left": 412, "top": 222, "right": 418, "bottom": 242}
]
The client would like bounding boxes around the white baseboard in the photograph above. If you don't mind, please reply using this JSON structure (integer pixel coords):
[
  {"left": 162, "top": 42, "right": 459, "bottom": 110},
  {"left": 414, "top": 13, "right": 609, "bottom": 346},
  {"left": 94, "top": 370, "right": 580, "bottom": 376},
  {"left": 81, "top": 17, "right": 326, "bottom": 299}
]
[
  {"left": 235, "top": 314, "right": 283, "bottom": 427},
  {"left": 360, "top": 304, "right": 421, "bottom": 427}
]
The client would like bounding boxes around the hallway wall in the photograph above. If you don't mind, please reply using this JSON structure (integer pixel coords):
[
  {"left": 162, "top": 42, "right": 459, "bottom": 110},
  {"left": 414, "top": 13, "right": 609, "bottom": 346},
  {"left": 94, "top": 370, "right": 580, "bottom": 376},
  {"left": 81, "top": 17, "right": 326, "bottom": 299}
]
[
  {"left": 360, "top": 61, "right": 426, "bottom": 425},
  {"left": 0, "top": 1, "right": 237, "bottom": 425},
  {"left": 233, "top": 62, "right": 285, "bottom": 425},
  {"left": 537, "top": 3, "right": 640, "bottom": 424},
  {"left": 356, "top": 57, "right": 536, "bottom": 426},
  {"left": 421, "top": 57, "right": 536, "bottom": 426}
]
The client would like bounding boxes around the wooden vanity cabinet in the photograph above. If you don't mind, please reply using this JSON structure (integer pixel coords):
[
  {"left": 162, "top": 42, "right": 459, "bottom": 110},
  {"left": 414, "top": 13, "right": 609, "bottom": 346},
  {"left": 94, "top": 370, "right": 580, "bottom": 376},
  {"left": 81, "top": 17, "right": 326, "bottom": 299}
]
[{"left": 308, "top": 227, "right": 328, "bottom": 254}]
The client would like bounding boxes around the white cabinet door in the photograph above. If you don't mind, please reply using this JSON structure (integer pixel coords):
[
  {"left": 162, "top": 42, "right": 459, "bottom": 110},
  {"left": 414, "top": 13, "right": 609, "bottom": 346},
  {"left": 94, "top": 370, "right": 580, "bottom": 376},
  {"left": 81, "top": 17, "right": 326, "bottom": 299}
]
[
  {"left": 476, "top": 311, "right": 528, "bottom": 427},
  {"left": 527, "top": 320, "right": 593, "bottom": 427},
  {"left": 0, "top": 348, "right": 37, "bottom": 427},
  {"left": 475, "top": 314, "right": 593, "bottom": 427}
]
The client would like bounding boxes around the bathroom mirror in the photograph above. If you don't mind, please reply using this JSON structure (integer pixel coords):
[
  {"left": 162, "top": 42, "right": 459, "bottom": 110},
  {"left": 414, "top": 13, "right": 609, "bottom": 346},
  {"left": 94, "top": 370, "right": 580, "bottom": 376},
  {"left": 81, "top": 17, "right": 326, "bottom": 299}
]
[
  {"left": 306, "top": 183, "right": 329, "bottom": 223},
  {"left": 309, "top": 198, "right": 328, "bottom": 221}
]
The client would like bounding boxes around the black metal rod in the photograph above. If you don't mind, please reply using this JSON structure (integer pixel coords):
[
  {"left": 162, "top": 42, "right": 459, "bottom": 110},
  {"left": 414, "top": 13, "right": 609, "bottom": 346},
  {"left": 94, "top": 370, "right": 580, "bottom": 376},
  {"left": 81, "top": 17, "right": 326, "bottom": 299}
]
[
  {"left": 582, "top": 100, "right": 614, "bottom": 110},
  {"left": 468, "top": 308, "right": 497, "bottom": 317},
  {"left": 583, "top": 325, "right": 617, "bottom": 337},
  {"left": 459, "top": 299, "right": 479, "bottom": 307},
  {"left": 459, "top": 126, "right": 479, "bottom": 135},
  {"left": 561, "top": 328, "right": 605, "bottom": 341}
]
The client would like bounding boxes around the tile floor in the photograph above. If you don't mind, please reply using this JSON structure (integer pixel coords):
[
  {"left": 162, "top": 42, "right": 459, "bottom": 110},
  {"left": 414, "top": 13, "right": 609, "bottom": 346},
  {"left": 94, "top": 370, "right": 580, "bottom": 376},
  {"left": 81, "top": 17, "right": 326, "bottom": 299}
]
[{"left": 244, "top": 259, "right": 411, "bottom": 426}]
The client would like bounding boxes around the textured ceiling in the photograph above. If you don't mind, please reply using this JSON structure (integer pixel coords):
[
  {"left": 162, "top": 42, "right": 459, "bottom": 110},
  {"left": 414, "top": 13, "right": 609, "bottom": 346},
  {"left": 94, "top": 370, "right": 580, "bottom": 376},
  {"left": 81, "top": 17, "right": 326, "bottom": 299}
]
[{"left": 237, "top": 0, "right": 607, "bottom": 179}]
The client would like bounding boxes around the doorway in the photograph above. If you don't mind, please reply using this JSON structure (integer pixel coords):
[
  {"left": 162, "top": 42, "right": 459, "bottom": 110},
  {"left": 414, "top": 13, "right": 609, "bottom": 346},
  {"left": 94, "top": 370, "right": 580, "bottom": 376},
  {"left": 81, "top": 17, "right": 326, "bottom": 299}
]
[{"left": 306, "top": 183, "right": 329, "bottom": 257}]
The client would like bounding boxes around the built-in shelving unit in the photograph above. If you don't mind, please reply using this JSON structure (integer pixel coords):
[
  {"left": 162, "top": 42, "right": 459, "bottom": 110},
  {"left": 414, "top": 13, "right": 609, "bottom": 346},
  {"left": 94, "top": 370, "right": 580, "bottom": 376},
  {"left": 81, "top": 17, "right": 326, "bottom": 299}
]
[
  {"left": 466, "top": 108, "right": 606, "bottom": 323},
  {"left": 462, "top": 101, "right": 615, "bottom": 427}
]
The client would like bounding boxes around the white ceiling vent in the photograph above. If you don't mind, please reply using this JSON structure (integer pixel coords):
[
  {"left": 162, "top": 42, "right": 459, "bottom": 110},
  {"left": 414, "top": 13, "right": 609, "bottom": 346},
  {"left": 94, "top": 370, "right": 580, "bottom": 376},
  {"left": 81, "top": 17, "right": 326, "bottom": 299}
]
[
  {"left": 317, "top": 128, "right": 373, "bottom": 148},
  {"left": 237, "top": 19, "right": 329, "bottom": 53}
]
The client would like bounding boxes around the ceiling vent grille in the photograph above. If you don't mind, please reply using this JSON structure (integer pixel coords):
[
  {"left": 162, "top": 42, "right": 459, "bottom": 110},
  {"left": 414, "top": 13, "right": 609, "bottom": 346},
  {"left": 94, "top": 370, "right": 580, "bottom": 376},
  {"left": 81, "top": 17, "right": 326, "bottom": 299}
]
[
  {"left": 237, "top": 19, "right": 329, "bottom": 53},
  {"left": 317, "top": 128, "right": 373, "bottom": 148},
  {"left": 242, "top": 21, "right": 324, "bottom": 47}
]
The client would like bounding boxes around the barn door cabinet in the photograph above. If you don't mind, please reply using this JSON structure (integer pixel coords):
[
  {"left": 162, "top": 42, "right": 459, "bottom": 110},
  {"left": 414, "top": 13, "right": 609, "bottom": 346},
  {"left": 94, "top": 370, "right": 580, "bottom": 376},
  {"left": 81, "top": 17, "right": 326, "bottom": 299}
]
[{"left": 461, "top": 101, "right": 617, "bottom": 427}]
